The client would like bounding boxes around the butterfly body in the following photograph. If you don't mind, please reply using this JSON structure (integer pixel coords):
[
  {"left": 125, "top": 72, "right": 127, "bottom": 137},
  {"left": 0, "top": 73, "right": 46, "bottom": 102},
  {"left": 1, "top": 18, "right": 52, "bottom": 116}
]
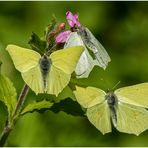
[
  {"left": 105, "top": 92, "right": 118, "bottom": 127},
  {"left": 39, "top": 55, "right": 51, "bottom": 91}
]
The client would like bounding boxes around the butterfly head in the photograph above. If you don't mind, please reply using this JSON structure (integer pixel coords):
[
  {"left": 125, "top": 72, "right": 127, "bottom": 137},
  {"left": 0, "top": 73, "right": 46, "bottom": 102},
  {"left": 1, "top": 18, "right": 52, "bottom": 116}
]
[{"left": 105, "top": 91, "right": 118, "bottom": 106}]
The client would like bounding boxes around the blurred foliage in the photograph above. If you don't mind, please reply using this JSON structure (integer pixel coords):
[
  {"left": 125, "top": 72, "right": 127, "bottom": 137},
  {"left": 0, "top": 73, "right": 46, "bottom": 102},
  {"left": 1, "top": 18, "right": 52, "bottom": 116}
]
[
  {"left": 0, "top": 74, "right": 17, "bottom": 119},
  {"left": 0, "top": 1, "right": 148, "bottom": 146}
]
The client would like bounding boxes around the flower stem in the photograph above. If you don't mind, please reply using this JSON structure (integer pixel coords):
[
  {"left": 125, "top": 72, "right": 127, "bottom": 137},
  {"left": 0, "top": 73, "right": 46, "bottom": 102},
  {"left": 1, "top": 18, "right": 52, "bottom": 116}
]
[
  {"left": 0, "top": 84, "right": 29, "bottom": 146},
  {"left": 0, "top": 123, "right": 12, "bottom": 147},
  {"left": 13, "top": 84, "right": 29, "bottom": 119}
]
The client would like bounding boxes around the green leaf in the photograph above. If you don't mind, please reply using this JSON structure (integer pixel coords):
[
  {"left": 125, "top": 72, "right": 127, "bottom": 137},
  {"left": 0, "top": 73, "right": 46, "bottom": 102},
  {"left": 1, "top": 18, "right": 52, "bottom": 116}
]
[
  {"left": 28, "top": 32, "right": 47, "bottom": 54},
  {"left": 50, "top": 98, "right": 85, "bottom": 117},
  {"left": 0, "top": 101, "right": 8, "bottom": 131},
  {"left": 20, "top": 100, "right": 53, "bottom": 115},
  {"left": 0, "top": 74, "right": 17, "bottom": 118}
]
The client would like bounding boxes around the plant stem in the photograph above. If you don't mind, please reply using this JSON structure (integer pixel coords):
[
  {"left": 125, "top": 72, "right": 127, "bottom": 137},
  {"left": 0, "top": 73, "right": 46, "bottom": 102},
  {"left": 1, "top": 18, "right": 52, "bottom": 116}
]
[
  {"left": 0, "top": 84, "right": 29, "bottom": 146},
  {"left": 13, "top": 84, "right": 29, "bottom": 119},
  {"left": 0, "top": 124, "right": 12, "bottom": 147}
]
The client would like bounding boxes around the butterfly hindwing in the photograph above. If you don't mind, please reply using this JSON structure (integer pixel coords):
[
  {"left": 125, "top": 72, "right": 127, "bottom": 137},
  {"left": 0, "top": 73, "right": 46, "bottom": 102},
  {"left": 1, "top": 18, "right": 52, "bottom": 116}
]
[
  {"left": 6, "top": 44, "right": 41, "bottom": 72},
  {"left": 22, "top": 66, "right": 44, "bottom": 94},
  {"left": 87, "top": 102, "right": 111, "bottom": 134},
  {"left": 47, "top": 65, "right": 70, "bottom": 96},
  {"left": 115, "top": 83, "right": 148, "bottom": 108},
  {"left": 116, "top": 102, "right": 148, "bottom": 135}
]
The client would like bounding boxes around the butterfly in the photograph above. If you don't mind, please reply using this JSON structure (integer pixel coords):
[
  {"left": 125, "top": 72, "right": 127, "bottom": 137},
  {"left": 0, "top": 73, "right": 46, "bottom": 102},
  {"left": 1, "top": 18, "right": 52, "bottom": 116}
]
[
  {"left": 6, "top": 44, "right": 84, "bottom": 96},
  {"left": 74, "top": 83, "right": 148, "bottom": 135},
  {"left": 64, "top": 27, "right": 111, "bottom": 78}
]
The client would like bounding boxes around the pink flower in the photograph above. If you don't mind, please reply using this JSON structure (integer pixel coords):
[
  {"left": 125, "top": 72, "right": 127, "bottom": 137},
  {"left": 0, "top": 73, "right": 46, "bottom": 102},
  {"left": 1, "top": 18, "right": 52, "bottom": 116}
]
[
  {"left": 66, "top": 11, "right": 81, "bottom": 28},
  {"left": 56, "top": 11, "right": 81, "bottom": 44},
  {"left": 56, "top": 30, "right": 71, "bottom": 43}
]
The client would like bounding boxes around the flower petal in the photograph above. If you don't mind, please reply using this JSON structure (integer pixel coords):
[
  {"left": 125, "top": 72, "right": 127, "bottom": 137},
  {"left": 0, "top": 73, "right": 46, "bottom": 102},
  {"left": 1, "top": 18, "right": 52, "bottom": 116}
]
[
  {"left": 56, "top": 30, "right": 71, "bottom": 43},
  {"left": 74, "top": 14, "right": 81, "bottom": 27},
  {"left": 66, "top": 11, "right": 81, "bottom": 27}
]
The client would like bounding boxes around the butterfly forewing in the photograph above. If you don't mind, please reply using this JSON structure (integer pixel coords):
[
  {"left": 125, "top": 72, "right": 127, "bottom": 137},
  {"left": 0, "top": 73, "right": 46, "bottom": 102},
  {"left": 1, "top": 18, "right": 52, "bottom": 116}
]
[
  {"left": 50, "top": 46, "right": 84, "bottom": 74},
  {"left": 115, "top": 83, "right": 148, "bottom": 108},
  {"left": 74, "top": 86, "right": 106, "bottom": 108},
  {"left": 6, "top": 45, "right": 41, "bottom": 72},
  {"left": 87, "top": 101, "right": 111, "bottom": 134},
  {"left": 116, "top": 102, "right": 148, "bottom": 135}
]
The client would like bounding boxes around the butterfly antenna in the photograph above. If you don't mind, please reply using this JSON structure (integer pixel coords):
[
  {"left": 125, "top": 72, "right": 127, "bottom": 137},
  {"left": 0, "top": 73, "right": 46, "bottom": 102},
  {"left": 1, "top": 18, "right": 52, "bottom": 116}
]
[{"left": 112, "top": 81, "right": 121, "bottom": 91}]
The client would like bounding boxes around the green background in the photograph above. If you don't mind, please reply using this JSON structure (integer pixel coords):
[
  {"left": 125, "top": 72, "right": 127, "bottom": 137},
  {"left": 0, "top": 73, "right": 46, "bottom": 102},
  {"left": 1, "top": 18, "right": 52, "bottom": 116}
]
[{"left": 0, "top": 1, "right": 148, "bottom": 146}]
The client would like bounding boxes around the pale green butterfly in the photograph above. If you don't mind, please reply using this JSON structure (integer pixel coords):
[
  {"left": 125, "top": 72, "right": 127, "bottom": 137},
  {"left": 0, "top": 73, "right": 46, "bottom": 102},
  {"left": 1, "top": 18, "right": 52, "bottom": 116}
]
[
  {"left": 64, "top": 28, "right": 111, "bottom": 78},
  {"left": 6, "top": 44, "right": 84, "bottom": 96},
  {"left": 74, "top": 83, "right": 148, "bottom": 135}
]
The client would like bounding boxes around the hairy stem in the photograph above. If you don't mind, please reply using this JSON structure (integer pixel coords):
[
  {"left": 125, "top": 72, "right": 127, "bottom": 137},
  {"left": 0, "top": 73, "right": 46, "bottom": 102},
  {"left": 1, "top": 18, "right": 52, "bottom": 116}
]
[{"left": 0, "top": 84, "right": 29, "bottom": 146}]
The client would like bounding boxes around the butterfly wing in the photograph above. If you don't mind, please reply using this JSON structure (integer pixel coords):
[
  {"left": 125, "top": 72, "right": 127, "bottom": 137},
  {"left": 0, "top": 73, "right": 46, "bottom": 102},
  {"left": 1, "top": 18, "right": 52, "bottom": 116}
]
[
  {"left": 6, "top": 44, "right": 44, "bottom": 94},
  {"left": 87, "top": 102, "right": 111, "bottom": 135},
  {"left": 74, "top": 86, "right": 111, "bottom": 134},
  {"left": 116, "top": 102, "right": 148, "bottom": 135},
  {"left": 22, "top": 66, "right": 44, "bottom": 94},
  {"left": 64, "top": 32, "right": 95, "bottom": 78},
  {"left": 74, "top": 86, "right": 106, "bottom": 108},
  {"left": 47, "top": 65, "right": 70, "bottom": 96},
  {"left": 48, "top": 46, "right": 84, "bottom": 96},
  {"left": 115, "top": 83, "right": 148, "bottom": 108},
  {"left": 80, "top": 27, "right": 111, "bottom": 70},
  {"left": 6, "top": 44, "right": 41, "bottom": 72}
]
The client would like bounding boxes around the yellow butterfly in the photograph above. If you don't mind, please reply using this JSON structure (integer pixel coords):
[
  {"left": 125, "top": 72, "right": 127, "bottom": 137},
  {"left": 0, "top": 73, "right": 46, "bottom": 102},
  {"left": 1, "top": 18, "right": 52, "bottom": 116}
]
[
  {"left": 74, "top": 83, "right": 148, "bottom": 135},
  {"left": 6, "top": 45, "right": 84, "bottom": 96}
]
